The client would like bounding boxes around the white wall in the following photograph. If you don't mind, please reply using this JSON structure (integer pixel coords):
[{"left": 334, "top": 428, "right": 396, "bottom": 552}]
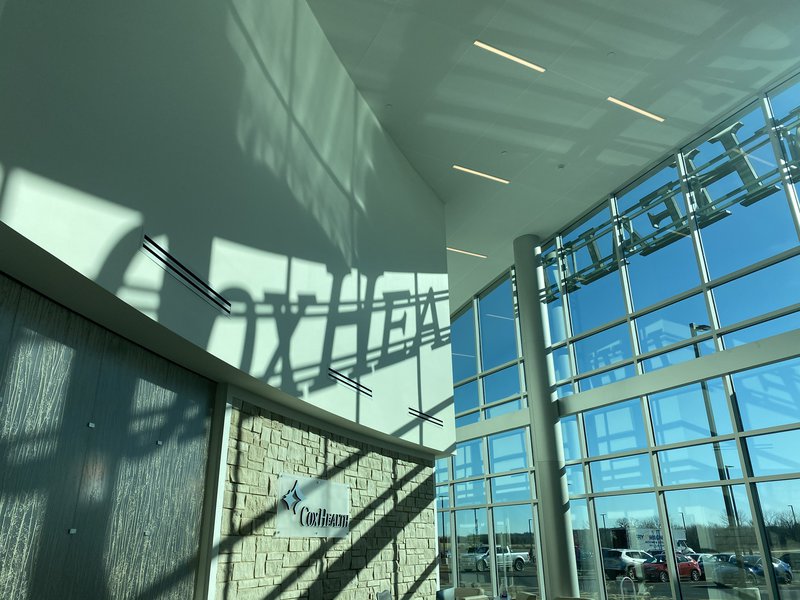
[{"left": 0, "top": 0, "right": 454, "bottom": 451}]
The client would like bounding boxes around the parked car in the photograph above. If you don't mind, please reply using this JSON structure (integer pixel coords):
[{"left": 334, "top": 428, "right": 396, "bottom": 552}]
[
  {"left": 687, "top": 553, "right": 717, "bottom": 580},
  {"left": 601, "top": 548, "right": 654, "bottom": 579},
  {"left": 741, "top": 555, "right": 793, "bottom": 584},
  {"left": 641, "top": 554, "right": 701, "bottom": 583},
  {"left": 460, "top": 545, "right": 529, "bottom": 572},
  {"left": 704, "top": 555, "right": 758, "bottom": 586}
]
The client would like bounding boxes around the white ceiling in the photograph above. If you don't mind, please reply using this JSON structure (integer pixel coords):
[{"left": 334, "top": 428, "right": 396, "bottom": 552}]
[{"left": 307, "top": 0, "right": 800, "bottom": 311}]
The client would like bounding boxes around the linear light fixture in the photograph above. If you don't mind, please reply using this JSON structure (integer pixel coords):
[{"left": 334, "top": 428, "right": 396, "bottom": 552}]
[
  {"left": 607, "top": 96, "right": 665, "bottom": 123},
  {"left": 473, "top": 40, "right": 546, "bottom": 73},
  {"left": 447, "top": 246, "right": 488, "bottom": 259},
  {"left": 452, "top": 164, "right": 510, "bottom": 184}
]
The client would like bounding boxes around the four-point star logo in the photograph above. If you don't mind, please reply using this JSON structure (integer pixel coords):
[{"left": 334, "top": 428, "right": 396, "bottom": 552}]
[{"left": 281, "top": 480, "right": 303, "bottom": 514}]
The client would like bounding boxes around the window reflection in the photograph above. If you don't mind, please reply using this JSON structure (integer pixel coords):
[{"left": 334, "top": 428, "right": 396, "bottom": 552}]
[
  {"left": 636, "top": 294, "right": 711, "bottom": 353},
  {"left": 455, "top": 508, "right": 491, "bottom": 590},
  {"left": 658, "top": 440, "right": 741, "bottom": 486},
  {"left": 491, "top": 473, "right": 532, "bottom": 504},
  {"left": 664, "top": 486, "right": 766, "bottom": 600},
  {"left": 714, "top": 255, "right": 800, "bottom": 328},
  {"left": 483, "top": 365, "right": 521, "bottom": 404},
  {"left": 574, "top": 323, "right": 633, "bottom": 374},
  {"left": 455, "top": 439, "right": 485, "bottom": 480},
  {"left": 571, "top": 500, "right": 601, "bottom": 599},
  {"left": 584, "top": 399, "right": 647, "bottom": 457},
  {"left": 488, "top": 429, "right": 528, "bottom": 474},
  {"left": 437, "top": 496, "right": 452, "bottom": 589},
  {"left": 748, "top": 429, "right": 800, "bottom": 477},
  {"left": 595, "top": 493, "right": 671, "bottom": 600},
  {"left": 756, "top": 479, "right": 800, "bottom": 600},
  {"left": 455, "top": 480, "right": 487, "bottom": 507},
  {"left": 479, "top": 278, "right": 518, "bottom": 371},
  {"left": 590, "top": 454, "right": 653, "bottom": 492},
  {"left": 617, "top": 162, "right": 700, "bottom": 310},
  {"left": 732, "top": 356, "right": 800, "bottom": 431},
  {"left": 493, "top": 504, "right": 539, "bottom": 600},
  {"left": 649, "top": 379, "right": 732, "bottom": 445},
  {"left": 685, "top": 103, "right": 797, "bottom": 278},
  {"left": 451, "top": 307, "right": 477, "bottom": 382},
  {"left": 454, "top": 380, "right": 479, "bottom": 415}
]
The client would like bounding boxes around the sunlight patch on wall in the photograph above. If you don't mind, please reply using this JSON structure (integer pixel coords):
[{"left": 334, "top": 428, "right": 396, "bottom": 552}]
[{"left": 1, "top": 169, "right": 142, "bottom": 280}]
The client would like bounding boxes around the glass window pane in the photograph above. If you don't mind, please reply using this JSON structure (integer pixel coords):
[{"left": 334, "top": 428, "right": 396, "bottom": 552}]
[
  {"left": 571, "top": 500, "right": 601, "bottom": 600},
  {"left": 479, "top": 278, "right": 518, "bottom": 371},
  {"left": 484, "top": 365, "right": 521, "bottom": 404},
  {"left": 455, "top": 480, "right": 487, "bottom": 507},
  {"left": 557, "top": 384, "right": 575, "bottom": 398},
  {"left": 658, "top": 440, "right": 741, "bottom": 486},
  {"left": 454, "top": 380, "right": 480, "bottom": 414},
  {"left": 436, "top": 457, "right": 451, "bottom": 484},
  {"left": 641, "top": 342, "right": 714, "bottom": 373},
  {"left": 493, "top": 504, "right": 539, "bottom": 598},
  {"left": 595, "top": 492, "right": 668, "bottom": 599},
  {"left": 732, "top": 357, "right": 800, "bottom": 431},
  {"left": 590, "top": 454, "right": 653, "bottom": 492},
  {"left": 561, "top": 415, "right": 582, "bottom": 461},
  {"left": 455, "top": 508, "right": 491, "bottom": 588},
  {"left": 568, "top": 273, "right": 626, "bottom": 336},
  {"left": 755, "top": 479, "right": 800, "bottom": 596},
  {"left": 485, "top": 399, "right": 523, "bottom": 420},
  {"left": 664, "top": 486, "right": 764, "bottom": 600},
  {"left": 585, "top": 399, "right": 648, "bottom": 457},
  {"left": 566, "top": 464, "right": 585, "bottom": 496},
  {"left": 617, "top": 163, "right": 701, "bottom": 310},
  {"left": 747, "top": 429, "right": 800, "bottom": 476},
  {"left": 563, "top": 207, "right": 626, "bottom": 335},
  {"left": 636, "top": 294, "right": 711, "bottom": 353},
  {"left": 488, "top": 428, "right": 529, "bottom": 474},
  {"left": 578, "top": 364, "right": 636, "bottom": 391},
  {"left": 723, "top": 311, "right": 800, "bottom": 348},
  {"left": 452, "top": 307, "right": 478, "bottom": 382},
  {"left": 437, "top": 484, "right": 450, "bottom": 509},
  {"left": 491, "top": 473, "right": 532, "bottom": 504},
  {"left": 552, "top": 345, "right": 572, "bottom": 382},
  {"left": 649, "top": 379, "right": 733, "bottom": 445},
  {"left": 574, "top": 323, "right": 633, "bottom": 374},
  {"left": 714, "top": 255, "right": 800, "bottom": 328},
  {"left": 454, "top": 439, "right": 485, "bottom": 480},
  {"left": 437, "top": 499, "right": 452, "bottom": 589},
  {"left": 685, "top": 103, "right": 797, "bottom": 278},
  {"left": 457, "top": 413, "right": 481, "bottom": 428}
]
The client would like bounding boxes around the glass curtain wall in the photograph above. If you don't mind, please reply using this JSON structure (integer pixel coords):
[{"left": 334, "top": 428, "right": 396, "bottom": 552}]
[
  {"left": 451, "top": 275, "right": 527, "bottom": 427},
  {"left": 441, "top": 73, "right": 800, "bottom": 600}
]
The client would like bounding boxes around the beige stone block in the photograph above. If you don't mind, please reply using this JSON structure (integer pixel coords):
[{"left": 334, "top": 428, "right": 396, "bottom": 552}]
[{"left": 232, "top": 561, "right": 254, "bottom": 581}]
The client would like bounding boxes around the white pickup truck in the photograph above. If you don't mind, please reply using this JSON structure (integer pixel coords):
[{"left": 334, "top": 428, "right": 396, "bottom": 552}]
[{"left": 461, "top": 545, "right": 530, "bottom": 572}]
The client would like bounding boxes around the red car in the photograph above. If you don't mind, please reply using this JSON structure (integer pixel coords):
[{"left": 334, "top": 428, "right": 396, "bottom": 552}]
[{"left": 642, "top": 554, "right": 701, "bottom": 582}]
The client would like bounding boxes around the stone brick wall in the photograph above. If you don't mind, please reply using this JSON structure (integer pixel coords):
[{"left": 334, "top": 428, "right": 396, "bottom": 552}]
[{"left": 216, "top": 400, "right": 437, "bottom": 600}]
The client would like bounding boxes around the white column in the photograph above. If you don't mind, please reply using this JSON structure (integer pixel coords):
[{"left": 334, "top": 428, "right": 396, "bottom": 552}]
[{"left": 513, "top": 234, "right": 579, "bottom": 600}]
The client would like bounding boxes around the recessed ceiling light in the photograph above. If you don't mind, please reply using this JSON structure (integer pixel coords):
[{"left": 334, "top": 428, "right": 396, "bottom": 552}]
[
  {"left": 473, "top": 40, "right": 546, "bottom": 73},
  {"left": 607, "top": 96, "right": 665, "bottom": 123},
  {"left": 447, "top": 246, "right": 488, "bottom": 259},
  {"left": 452, "top": 164, "right": 510, "bottom": 184}
]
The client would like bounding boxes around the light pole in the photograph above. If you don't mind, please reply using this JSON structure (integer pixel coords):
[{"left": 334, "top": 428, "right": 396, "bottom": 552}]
[
  {"left": 679, "top": 511, "right": 688, "bottom": 534},
  {"left": 690, "top": 322, "right": 737, "bottom": 528},
  {"left": 790, "top": 504, "right": 797, "bottom": 527},
  {"left": 601, "top": 513, "right": 608, "bottom": 546},
  {"left": 724, "top": 465, "right": 740, "bottom": 527}
]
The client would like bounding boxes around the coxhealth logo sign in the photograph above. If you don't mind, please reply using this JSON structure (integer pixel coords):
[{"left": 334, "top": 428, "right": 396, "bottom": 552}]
[{"left": 276, "top": 475, "right": 350, "bottom": 538}]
